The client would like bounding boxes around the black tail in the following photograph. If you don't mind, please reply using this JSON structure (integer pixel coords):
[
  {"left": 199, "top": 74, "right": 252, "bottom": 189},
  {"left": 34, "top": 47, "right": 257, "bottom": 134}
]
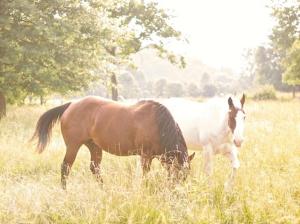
[{"left": 31, "top": 103, "right": 71, "bottom": 153}]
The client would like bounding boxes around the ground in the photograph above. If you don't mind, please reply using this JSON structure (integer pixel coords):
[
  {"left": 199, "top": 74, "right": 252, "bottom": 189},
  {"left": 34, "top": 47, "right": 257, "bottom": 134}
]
[{"left": 0, "top": 100, "right": 300, "bottom": 224}]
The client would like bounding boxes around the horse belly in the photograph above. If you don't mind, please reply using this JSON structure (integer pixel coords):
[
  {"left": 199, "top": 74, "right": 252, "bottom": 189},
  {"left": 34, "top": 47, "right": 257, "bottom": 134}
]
[
  {"left": 91, "top": 106, "right": 141, "bottom": 156},
  {"left": 93, "top": 128, "right": 139, "bottom": 156}
]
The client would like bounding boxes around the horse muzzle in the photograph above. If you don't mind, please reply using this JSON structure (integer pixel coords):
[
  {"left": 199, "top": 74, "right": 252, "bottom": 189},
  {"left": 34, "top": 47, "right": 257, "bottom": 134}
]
[{"left": 233, "top": 139, "right": 243, "bottom": 147}]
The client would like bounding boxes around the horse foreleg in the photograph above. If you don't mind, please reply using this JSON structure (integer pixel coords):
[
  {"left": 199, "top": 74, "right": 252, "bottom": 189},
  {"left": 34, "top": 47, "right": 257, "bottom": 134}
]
[
  {"left": 61, "top": 161, "right": 70, "bottom": 190},
  {"left": 61, "top": 144, "right": 81, "bottom": 190},
  {"left": 203, "top": 144, "right": 213, "bottom": 177},
  {"left": 86, "top": 141, "right": 103, "bottom": 184},
  {"left": 225, "top": 145, "right": 240, "bottom": 189},
  {"left": 141, "top": 156, "right": 153, "bottom": 175}
]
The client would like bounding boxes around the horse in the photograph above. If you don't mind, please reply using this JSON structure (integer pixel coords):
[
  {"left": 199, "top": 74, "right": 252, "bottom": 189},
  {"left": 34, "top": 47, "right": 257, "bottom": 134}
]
[
  {"left": 161, "top": 94, "right": 246, "bottom": 186},
  {"left": 31, "top": 96, "right": 195, "bottom": 189}
]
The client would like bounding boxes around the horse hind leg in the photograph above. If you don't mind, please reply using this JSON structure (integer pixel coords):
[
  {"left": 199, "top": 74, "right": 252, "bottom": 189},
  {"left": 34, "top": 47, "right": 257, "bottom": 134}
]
[
  {"left": 85, "top": 140, "right": 103, "bottom": 183},
  {"left": 203, "top": 144, "right": 214, "bottom": 177},
  {"left": 61, "top": 143, "right": 81, "bottom": 190}
]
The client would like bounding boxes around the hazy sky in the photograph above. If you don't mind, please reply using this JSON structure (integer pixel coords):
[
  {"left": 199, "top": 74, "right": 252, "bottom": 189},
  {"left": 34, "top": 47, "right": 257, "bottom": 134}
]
[{"left": 159, "top": 0, "right": 275, "bottom": 72}]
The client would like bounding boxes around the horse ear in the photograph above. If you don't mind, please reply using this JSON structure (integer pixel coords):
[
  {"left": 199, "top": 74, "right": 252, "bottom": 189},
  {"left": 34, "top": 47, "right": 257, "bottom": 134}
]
[
  {"left": 228, "top": 97, "right": 234, "bottom": 109},
  {"left": 188, "top": 152, "right": 195, "bottom": 161},
  {"left": 240, "top": 93, "right": 245, "bottom": 108}
]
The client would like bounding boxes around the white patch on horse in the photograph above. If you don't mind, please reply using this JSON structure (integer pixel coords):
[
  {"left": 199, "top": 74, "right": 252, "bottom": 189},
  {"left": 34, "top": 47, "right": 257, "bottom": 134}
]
[{"left": 233, "top": 110, "right": 246, "bottom": 147}]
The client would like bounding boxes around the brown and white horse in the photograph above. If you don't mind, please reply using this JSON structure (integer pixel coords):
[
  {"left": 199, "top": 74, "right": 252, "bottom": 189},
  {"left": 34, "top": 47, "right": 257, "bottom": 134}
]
[
  {"left": 161, "top": 94, "right": 246, "bottom": 186},
  {"left": 32, "top": 96, "right": 195, "bottom": 189}
]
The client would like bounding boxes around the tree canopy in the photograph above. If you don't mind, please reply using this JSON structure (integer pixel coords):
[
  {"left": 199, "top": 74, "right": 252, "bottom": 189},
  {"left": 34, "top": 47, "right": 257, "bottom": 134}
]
[
  {"left": 0, "top": 0, "right": 184, "bottom": 108},
  {"left": 283, "top": 39, "right": 300, "bottom": 85},
  {"left": 245, "top": 1, "right": 300, "bottom": 94},
  {"left": 269, "top": 1, "right": 300, "bottom": 89}
]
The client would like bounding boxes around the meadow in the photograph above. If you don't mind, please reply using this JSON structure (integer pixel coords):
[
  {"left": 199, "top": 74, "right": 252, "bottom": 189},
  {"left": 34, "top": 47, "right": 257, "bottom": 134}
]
[{"left": 0, "top": 99, "right": 300, "bottom": 224}]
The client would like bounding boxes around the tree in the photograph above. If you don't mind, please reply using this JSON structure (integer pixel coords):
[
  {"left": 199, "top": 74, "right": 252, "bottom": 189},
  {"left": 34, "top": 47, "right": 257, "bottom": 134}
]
[
  {"left": 0, "top": 0, "right": 110, "bottom": 115},
  {"left": 154, "top": 79, "right": 167, "bottom": 97},
  {"left": 145, "top": 81, "right": 154, "bottom": 97},
  {"left": 166, "top": 82, "right": 184, "bottom": 97},
  {"left": 103, "top": 0, "right": 185, "bottom": 100},
  {"left": 239, "top": 49, "right": 256, "bottom": 90},
  {"left": 0, "top": 92, "right": 5, "bottom": 118},
  {"left": 200, "top": 72, "right": 211, "bottom": 84},
  {"left": 269, "top": 0, "right": 300, "bottom": 96},
  {"left": 132, "top": 69, "right": 148, "bottom": 97},
  {"left": 118, "top": 71, "right": 140, "bottom": 98},
  {"left": 283, "top": 39, "right": 300, "bottom": 97},
  {"left": 270, "top": 1, "right": 300, "bottom": 60},
  {"left": 202, "top": 84, "right": 217, "bottom": 97},
  {"left": 253, "top": 46, "right": 283, "bottom": 89},
  {"left": 187, "top": 83, "right": 200, "bottom": 97},
  {"left": 0, "top": 0, "right": 185, "bottom": 119}
]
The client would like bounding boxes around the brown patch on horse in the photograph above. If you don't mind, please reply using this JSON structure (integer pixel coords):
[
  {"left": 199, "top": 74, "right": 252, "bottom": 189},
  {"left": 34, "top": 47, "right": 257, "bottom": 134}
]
[
  {"left": 227, "top": 95, "right": 246, "bottom": 133},
  {"left": 228, "top": 97, "right": 237, "bottom": 133}
]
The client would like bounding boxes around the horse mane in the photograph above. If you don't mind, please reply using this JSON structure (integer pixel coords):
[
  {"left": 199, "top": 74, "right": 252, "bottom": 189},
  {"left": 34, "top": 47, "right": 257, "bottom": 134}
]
[{"left": 138, "top": 100, "right": 188, "bottom": 163}]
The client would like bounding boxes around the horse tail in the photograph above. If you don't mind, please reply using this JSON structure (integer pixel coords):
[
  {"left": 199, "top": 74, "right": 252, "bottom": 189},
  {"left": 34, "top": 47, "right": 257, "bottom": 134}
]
[{"left": 31, "top": 102, "right": 71, "bottom": 153}]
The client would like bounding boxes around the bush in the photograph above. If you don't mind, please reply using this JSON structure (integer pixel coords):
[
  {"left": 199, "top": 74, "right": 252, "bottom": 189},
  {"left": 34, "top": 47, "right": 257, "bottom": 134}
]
[{"left": 253, "top": 85, "right": 277, "bottom": 100}]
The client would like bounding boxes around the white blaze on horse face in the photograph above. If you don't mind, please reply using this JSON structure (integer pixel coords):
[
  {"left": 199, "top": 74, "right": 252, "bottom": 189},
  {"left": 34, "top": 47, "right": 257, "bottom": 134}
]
[{"left": 233, "top": 110, "right": 245, "bottom": 147}]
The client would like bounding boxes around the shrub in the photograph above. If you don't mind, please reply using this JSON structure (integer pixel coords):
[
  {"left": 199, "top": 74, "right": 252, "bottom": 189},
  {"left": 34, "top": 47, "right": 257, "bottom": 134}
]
[{"left": 253, "top": 85, "right": 277, "bottom": 100}]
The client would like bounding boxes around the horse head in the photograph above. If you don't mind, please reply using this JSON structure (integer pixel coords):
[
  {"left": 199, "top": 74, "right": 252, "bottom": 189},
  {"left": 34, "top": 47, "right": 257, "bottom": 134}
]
[
  {"left": 228, "top": 94, "right": 246, "bottom": 147},
  {"left": 160, "top": 148, "right": 195, "bottom": 181}
]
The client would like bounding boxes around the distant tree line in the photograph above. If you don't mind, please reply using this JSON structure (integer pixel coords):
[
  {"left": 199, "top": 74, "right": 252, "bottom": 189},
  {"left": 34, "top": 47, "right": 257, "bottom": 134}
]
[
  {"left": 87, "top": 70, "right": 241, "bottom": 99},
  {"left": 244, "top": 1, "right": 300, "bottom": 97}
]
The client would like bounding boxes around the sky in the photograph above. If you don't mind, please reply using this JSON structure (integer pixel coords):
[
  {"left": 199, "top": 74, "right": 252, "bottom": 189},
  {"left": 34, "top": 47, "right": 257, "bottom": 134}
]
[{"left": 158, "top": 0, "right": 275, "bottom": 73}]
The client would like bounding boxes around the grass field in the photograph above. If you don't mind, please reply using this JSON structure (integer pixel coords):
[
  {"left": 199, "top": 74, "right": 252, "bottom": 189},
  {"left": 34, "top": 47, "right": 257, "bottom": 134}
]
[{"left": 0, "top": 100, "right": 300, "bottom": 224}]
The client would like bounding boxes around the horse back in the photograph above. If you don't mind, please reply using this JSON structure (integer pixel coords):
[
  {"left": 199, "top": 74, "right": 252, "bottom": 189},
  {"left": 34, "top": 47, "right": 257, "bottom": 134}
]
[{"left": 60, "top": 97, "right": 161, "bottom": 156}]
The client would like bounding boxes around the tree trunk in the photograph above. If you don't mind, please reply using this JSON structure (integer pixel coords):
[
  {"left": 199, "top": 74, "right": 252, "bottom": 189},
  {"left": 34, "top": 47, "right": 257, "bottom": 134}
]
[
  {"left": 111, "top": 73, "right": 118, "bottom": 101},
  {"left": 292, "top": 85, "right": 296, "bottom": 98},
  {"left": 40, "top": 95, "right": 45, "bottom": 105},
  {"left": 0, "top": 91, "right": 6, "bottom": 119}
]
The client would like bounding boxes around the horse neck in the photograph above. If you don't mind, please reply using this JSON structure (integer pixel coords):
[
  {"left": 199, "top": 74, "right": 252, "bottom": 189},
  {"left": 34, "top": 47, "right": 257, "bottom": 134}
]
[
  {"left": 203, "top": 101, "right": 231, "bottom": 140},
  {"left": 219, "top": 110, "right": 231, "bottom": 139}
]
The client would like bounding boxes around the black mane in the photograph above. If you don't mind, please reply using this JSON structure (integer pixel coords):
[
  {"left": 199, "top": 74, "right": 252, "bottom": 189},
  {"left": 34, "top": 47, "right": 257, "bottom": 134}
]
[{"left": 138, "top": 100, "right": 188, "bottom": 164}]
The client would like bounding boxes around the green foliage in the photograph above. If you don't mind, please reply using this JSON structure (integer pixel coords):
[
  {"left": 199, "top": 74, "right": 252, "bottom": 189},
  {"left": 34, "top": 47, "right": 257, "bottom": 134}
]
[
  {"left": 245, "top": 1, "right": 299, "bottom": 92},
  {"left": 270, "top": 1, "right": 300, "bottom": 60},
  {"left": 269, "top": 1, "right": 300, "bottom": 89},
  {"left": 109, "top": 1, "right": 182, "bottom": 58},
  {"left": 0, "top": 0, "right": 107, "bottom": 102},
  {"left": 254, "top": 47, "right": 280, "bottom": 86},
  {"left": 253, "top": 85, "right": 277, "bottom": 100},
  {"left": 0, "top": 0, "right": 184, "bottom": 104},
  {"left": 246, "top": 46, "right": 288, "bottom": 91},
  {"left": 283, "top": 39, "right": 300, "bottom": 85}
]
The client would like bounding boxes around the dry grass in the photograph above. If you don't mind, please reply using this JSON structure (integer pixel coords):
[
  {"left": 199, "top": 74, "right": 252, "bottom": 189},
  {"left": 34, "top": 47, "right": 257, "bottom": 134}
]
[{"left": 0, "top": 100, "right": 300, "bottom": 224}]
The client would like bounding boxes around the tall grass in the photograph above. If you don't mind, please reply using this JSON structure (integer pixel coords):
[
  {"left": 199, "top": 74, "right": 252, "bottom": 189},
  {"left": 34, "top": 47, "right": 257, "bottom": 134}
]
[{"left": 0, "top": 100, "right": 300, "bottom": 223}]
